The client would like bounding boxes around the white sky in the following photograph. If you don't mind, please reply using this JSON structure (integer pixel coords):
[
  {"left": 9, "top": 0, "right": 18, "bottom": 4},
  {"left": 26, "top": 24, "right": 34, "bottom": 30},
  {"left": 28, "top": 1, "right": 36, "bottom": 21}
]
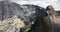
[{"left": 1, "top": 0, "right": 60, "bottom": 10}]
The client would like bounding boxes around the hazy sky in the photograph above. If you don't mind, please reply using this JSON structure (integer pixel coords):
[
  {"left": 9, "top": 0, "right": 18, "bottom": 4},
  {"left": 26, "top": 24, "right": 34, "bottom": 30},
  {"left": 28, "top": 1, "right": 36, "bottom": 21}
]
[{"left": 0, "top": 0, "right": 60, "bottom": 10}]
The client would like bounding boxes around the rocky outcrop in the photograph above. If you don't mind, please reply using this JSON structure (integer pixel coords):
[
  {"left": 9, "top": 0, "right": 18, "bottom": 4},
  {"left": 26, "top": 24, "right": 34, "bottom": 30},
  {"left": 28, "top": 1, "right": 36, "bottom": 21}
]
[
  {"left": 45, "top": 5, "right": 60, "bottom": 32},
  {"left": 0, "top": 1, "right": 47, "bottom": 32},
  {"left": 0, "top": 16, "right": 25, "bottom": 32}
]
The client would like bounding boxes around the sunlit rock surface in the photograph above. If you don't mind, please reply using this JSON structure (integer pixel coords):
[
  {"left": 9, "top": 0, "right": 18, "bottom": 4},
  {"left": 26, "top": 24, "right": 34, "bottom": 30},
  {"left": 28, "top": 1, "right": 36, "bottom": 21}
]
[
  {"left": 0, "top": 16, "right": 25, "bottom": 32},
  {"left": 0, "top": 1, "right": 26, "bottom": 32},
  {"left": 0, "top": 1, "right": 47, "bottom": 32}
]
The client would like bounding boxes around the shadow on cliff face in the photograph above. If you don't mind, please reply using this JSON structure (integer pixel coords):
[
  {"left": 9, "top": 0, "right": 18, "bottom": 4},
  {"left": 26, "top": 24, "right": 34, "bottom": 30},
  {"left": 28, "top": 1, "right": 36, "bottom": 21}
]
[
  {"left": 0, "top": 1, "right": 47, "bottom": 26},
  {"left": 0, "top": 1, "right": 23, "bottom": 20},
  {"left": 45, "top": 5, "right": 60, "bottom": 32},
  {"left": 0, "top": 1, "right": 48, "bottom": 32}
]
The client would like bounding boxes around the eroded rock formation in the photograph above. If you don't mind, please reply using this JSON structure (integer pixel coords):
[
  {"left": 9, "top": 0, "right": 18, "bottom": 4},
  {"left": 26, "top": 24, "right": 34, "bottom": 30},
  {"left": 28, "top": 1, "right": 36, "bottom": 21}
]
[
  {"left": 0, "top": 1, "right": 48, "bottom": 32},
  {"left": 45, "top": 5, "right": 60, "bottom": 32}
]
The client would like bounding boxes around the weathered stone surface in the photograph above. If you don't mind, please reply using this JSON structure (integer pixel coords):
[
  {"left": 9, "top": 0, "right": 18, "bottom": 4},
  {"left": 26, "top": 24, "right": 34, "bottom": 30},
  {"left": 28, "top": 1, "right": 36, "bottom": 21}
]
[
  {"left": 0, "top": 1, "right": 48, "bottom": 32},
  {"left": 0, "top": 16, "right": 25, "bottom": 32},
  {"left": 46, "top": 5, "right": 60, "bottom": 32}
]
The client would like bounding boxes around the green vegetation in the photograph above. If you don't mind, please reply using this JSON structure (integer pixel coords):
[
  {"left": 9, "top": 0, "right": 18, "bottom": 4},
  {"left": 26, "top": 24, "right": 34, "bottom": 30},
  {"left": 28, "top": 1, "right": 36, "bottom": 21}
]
[{"left": 22, "top": 26, "right": 30, "bottom": 32}]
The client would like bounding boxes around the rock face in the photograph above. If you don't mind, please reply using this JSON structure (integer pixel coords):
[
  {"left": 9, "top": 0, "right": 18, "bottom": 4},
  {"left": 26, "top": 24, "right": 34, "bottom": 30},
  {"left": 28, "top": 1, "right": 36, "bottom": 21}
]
[
  {"left": 0, "top": 16, "right": 25, "bottom": 32},
  {"left": 0, "top": 1, "right": 22, "bottom": 20},
  {"left": 45, "top": 5, "right": 60, "bottom": 32},
  {"left": 27, "top": 5, "right": 47, "bottom": 32},
  {"left": 0, "top": 1, "right": 25, "bottom": 32},
  {"left": 0, "top": 1, "right": 47, "bottom": 32}
]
